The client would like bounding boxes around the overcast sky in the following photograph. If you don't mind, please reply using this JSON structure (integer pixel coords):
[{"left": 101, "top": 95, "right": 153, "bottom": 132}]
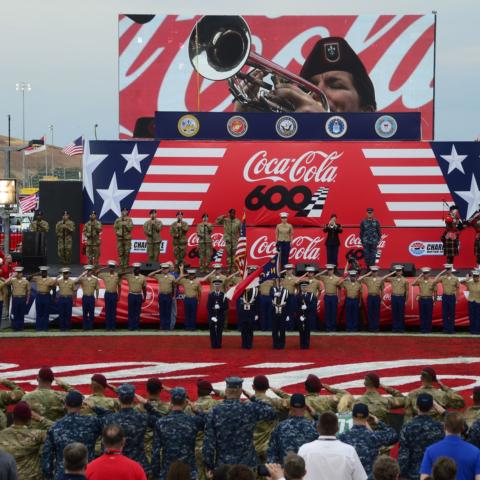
[{"left": 1, "top": 0, "right": 479, "bottom": 146}]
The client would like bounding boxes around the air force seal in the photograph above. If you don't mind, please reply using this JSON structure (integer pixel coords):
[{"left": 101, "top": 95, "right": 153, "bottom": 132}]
[
  {"left": 275, "top": 115, "right": 298, "bottom": 139},
  {"left": 375, "top": 115, "right": 398, "bottom": 139},
  {"left": 325, "top": 116, "right": 347, "bottom": 138},
  {"left": 178, "top": 114, "right": 200, "bottom": 137}
]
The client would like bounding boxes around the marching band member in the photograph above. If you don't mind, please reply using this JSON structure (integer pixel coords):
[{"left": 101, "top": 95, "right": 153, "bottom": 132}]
[
  {"left": 466, "top": 205, "right": 480, "bottom": 268},
  {"left": 442, "top": 205, "right": 463, "bottom": 265},
  {"left": 270, "top": 277, "right": 289, "bottom": 349}
]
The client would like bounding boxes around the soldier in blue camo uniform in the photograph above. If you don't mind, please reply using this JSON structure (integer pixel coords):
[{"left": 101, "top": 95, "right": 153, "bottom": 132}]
[
  {"left": 41, "top": 390, "right": 102, "bottom": 480},
  {"left": 202, "top": 377, "right": 276, "bottom": 473},
  {"left": 267, "top": 393, "right": 318, "bottom": 464},
  {"left": 91, "top": 383, "right": 155, "bottom": 476},
  {"left": 151, "top": 387, "right": 205, "bottom": 480},
  {"left": 468, "top": 416, "right": 480, "bottom": 448},
  {"left": 398, "top": 393, "right": 445, "bottom": 480},
  {"left": 338, "top": 403, "right": 398, "bottom": 477},
  {"left": 359, "top": 207, "right": 382, "bottom": 269}
]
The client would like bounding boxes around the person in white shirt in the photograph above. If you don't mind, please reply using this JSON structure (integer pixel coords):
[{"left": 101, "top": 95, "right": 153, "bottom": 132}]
[{"left": 298, "top": 411, "right": 367, "bottom": 480}]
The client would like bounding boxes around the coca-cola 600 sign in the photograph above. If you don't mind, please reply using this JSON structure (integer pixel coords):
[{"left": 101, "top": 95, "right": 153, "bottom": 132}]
[{"left": 119, "top": 14, "right": 435, "bottom": 139}]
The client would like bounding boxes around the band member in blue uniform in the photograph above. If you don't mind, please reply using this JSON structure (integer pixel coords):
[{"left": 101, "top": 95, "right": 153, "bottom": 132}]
[
  {"left": 238, "top": 284, "right": 259, "bottom": 350},
  {"left": 270, "top": 278, "right": 289, "bottom": 349},
  {"left": 296, "top": 281, "right": 315, "bottom": 349},
  {"left": 207, "top": 279, "right": 228, "bottom": 348}
]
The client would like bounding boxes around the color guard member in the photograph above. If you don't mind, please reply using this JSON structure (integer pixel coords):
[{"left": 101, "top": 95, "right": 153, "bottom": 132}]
[
  {"left": 55, "top": 268, "right": 76, "bottom": 331},
  {"left": 76, "top": 265, "right": 99, "bottom": 330},
  {"left": 317, "top": 264, "right": 341, "bottom": 331},
  {"left": 5, "top": 267, "right": 30, "bottom": 331},
  {"left": 177, "top": 268, "right": 202, "bottom": 330},
  {"left": 125, "top": 262, "right": 147, "bottom": 331},
  {"left": 97, "top": 261, "right": 121, "bottom": 330},
  {"left": 238, "top": 281, "right": 259, "bottom": 350},
  {"left": 258, "top": 276, "right": 275, "bottom": 331},
  {"left": 207, "top": 279, "right": 228, "bottom": 348},
  {"left": 301, "top": 266, "right": 322, "bottom": 331},
  {"left": 281, "top": 264, "right": 299, "bottom": 330},
  {"left": 434, "top": 264, "right": 460, "bottom": 334},
  {"left": 296, "top": 281, "right": 315, "bottom": 349},
  {"left": 412, "top": 267, "right": 438, "bottom": 334},
  {"left": 270, "top": 278, "right": 289, "bottom": 349},
  {"left": 149, "top": 263, "right": 176, "bottom": 330},
  {"left": 384, "top": 266, "right": 408, "bottom": 333},
  {"left": 341, "top": 270, "right": 362, "bottom": 331}
]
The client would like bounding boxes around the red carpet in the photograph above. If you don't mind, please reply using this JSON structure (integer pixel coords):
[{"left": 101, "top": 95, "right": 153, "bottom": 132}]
[{"left": 0, "top": 334, "right": 479, "bottom": 404}]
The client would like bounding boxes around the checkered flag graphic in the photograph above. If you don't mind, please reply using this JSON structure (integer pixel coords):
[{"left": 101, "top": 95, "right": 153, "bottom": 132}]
[{"left": 295, "top": 187, "right": 329, "bottom": 218}]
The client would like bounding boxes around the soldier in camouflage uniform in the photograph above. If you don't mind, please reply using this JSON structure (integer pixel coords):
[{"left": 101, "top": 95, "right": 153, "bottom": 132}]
[
  {"left": 29, "top": 210, "right": 49, "bottom": 233},
  {"left": 216, "top": 209, "right": 242, "bottom": 273},
  {"left": 404, "top": 367, "right": 465, "bottom": 421},
  {"left": 0, "top": 377, "right": 24, "bottom": 430},
  {"left": 55, "top": 211, "right": 75, "bottom": 265},
  {"left": 170, "top": 211, "right": 190, "bottom": 269},
  {"left": 356, "top": 372, "right": 405, "bottom": 423},
  {"left": 0, "top": 401, "right": 52, "bottom": 480},
  {"left": 22, "top": 367, "right": 73, "bottom": 429},
  {"left": 42, "top": 390, "right": 102, "bottom": 480},
  {"left": 339, "top": 403, "right": 398, "bottom": 477},
  {"left": 152, "top": 387, "right": 205, "bottom": 480},
  {"left": 114, "top": 207, "right": 134, "bottom": 270},
  {"left": 271, "top": 374, "right": 348, "bottom": 419},
  {"left": 398, "top": 394, "right": 445, "bottom": 480},
  {"left": 84, "top": 211, "right": 102, "bottom": 266},
  {"left": 143, "top": 209, "right": 163, "bottom": 264},
  {"left": 197, "top": 214, "right": 214, "bottom": 273},
  {"left": 465, "top": 386, "right": 480, "bottom": 428},
  {"left": 202, "top": 377, "right": 276, "bottom": 473},
  {"left": 243, "top": 375, "right": 289, "bottom": 463},
  {"left": 267, "top": 393, "right": 318, "bottom": 464}
]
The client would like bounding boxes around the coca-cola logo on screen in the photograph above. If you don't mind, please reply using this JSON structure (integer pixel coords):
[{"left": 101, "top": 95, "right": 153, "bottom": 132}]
[
  {"left": 345, "top": 234, "right": 388, "bottom": 249},
  {"left": 250, "top": 235, "right": 324, "bottom": 260},
  {"left": 188, "top": 233, "right": 224, "bottom": 248}
]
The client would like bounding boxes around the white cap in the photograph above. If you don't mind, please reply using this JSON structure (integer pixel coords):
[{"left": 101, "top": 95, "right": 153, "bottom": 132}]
[
  {"left": 132, "top": 262, "right": 141, "bottom": 268},
  {"left": 212, "top": 263, "right": 222, "bottom": 269},
  {"left": 61, "top": 267, "right": 70, "bottom": 273},
  {"left": 325, "top": 264, "right": 335, "bottom": 269},
  {"left": 187, "top": 268, "right": 196, "bottom": 274},
  {"left": 306, "top": 266, "right": 316, "bottom": 272},
  {"left": 473, "top": 270, "right": 480, "bottom": 276},
  {"left": 39, "top": 266, "right": 49, "bottom": 271},
  {"left": 107, "top": 260, "right": 116, "bottom": 267},
  {"left": 84, "top": 265, "right": 94, "bottom": 270},
  {"left": 14, "top": 266, "right": 24, "bottom": 272},
  {"left": 370, "top": 266, "right": 379, "bottom": 271},
  {"left": 284, "top": 264, "right": 294, "bottom": 269},
  {"left": 444, "top": 263, "right": 453, "bottom": 269},
  {"left": 421, "top": 267, "right": 431, "bottom": 273},
  {"left": 348, "top": 270, "right": 358, "bottom": 276},
  {"left": 280, "top": 212, "right": 288, "bottom": 218},
  {"left": 247, "top": 265, "right": 258, "bottom": 271},
  {"left": 161, "top": 263, "right": 170, "bottom": 268},
  {"left": 394, "top": 265, "right": 403, "bottom": 271}
]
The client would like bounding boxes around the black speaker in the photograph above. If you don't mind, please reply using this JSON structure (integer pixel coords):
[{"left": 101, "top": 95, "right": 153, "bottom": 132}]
[
  {"left": 22, "top": 256, "right": 47, "bottom": 273},
  {"left": 139, "top": 262, "right": 161, "bottom": 275},
  {"left": 22, "top": 232, "right": 46, "bottom": 257},
  {"left": 390, "top": 262, "right": 416, "bottom": 277},
  {"left": 133, "top": 117, "right": 156, "bottom": 138},
  {"left": 296, "top": 262, "right": 320, "bottom": 276}
]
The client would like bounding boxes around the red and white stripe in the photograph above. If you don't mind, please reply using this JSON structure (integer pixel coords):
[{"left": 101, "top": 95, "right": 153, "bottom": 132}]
[
  {"left": 129, "top": 146, "right": 225, "bottom": 226},
  {"left": 19, "top": 194, "right": 38, "bottom": 213},
  {"left": 363, "top": 147, "right": 453, "bottom": 227}
]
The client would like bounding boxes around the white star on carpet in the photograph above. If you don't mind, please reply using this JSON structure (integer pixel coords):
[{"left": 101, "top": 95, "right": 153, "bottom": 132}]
[
  {"left": 121, "top": 144, "right": 149, "bottom": 173},
  {"left": 82, "top": 140, "right": 109, "bottom": 203},
  {"left": 456, "top": 175, "right": 480, "bottom": 219},
  {"left": 440, "top": 145, "right": 467, "bottom": 175},
  {"left": 97, "top": 174, "right": 134, "bottom": 218}
]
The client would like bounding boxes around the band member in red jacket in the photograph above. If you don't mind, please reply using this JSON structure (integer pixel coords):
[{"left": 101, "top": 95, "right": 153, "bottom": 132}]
[{"left": 442, "top": 205, "right": 463, "bottom": 265}]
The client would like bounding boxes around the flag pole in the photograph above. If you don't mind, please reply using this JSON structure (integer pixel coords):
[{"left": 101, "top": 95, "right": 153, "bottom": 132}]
[{"left": 45, "top": 135, "right": 48, "bottom": 177}]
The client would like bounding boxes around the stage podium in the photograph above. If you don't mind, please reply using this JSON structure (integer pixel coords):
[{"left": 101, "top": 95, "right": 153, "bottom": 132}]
[{"left": 22, "top": 232, "right": 47, "bottom": 273}]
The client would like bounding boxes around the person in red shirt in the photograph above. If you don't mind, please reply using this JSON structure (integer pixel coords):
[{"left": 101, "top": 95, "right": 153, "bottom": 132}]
[{"left": 86, "top": 424, "right": 146, "bottom": 480}]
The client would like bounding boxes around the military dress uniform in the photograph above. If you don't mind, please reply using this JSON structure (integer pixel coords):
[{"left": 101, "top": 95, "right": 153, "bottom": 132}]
[
  {"left": 143, "top": 218, "right": 162, "bottom": 263},
  {"left": 360, "top": 215, "right": 381, "bottom": 268},
  {"left": 197, "top": 221, "right": 214, "bottom": 271},
  {"left": 178, "top": 274, "right": 201, "bottom": 330},
  {"left": 413, "top": 273, "right": 437, "bottom": 333},
  {"left": 170, "top": 219, "right": 189, "bottom": 268},
  {"left": 342, "top": 276, "right": 362, "bottom": 331},
  {"left": 125, "top": 272, "right": 146, "bottom": 330},
  {"left": 281, "top": 267, "right": 299, "bottom": 330},
  {"left": 77, "top": 273, "right": 99, "bottom": 330},
  {"left": 276, "top": 218, "right": 293, "bottom": 269},
  {"left": 56, "top": 272, "right": 76, "bottom": 331},
  {"left": 0, "top": 380, "right": 24, "bottom": 430},
  {"left": 303, "top": 274, "right": 321, "bottom": 331},
  {"left": 270, "top": 285, "right": 289, "bottom": 349},
  {"left": 215, "top": 214, "right": 242, "bottom": 272},
  {"left": 361, "top": 272, "right": 384, "bottom": 331},
  {"left": 7, "top": 272, "right": 31, "bottom": 331},
  {"left": 259, "top": 279, "right": 275, "bottom": 331},
  {"left": 296, "top": 286, "right": 315, "bottom": 349},
  {"left": 385, "top": 272, "right": 409, "bottom": 332},
  {"left": 55, "top": 218, "right": 75, "bottom": 265},
  {"left": 84, "top": 218, "right": 102, "bottom": 265},
  {"left": 29, "top": 219, "right": 49, "bottom": 233},
  {"left": 98, "top": 269, "right": 120, "bottom": 330},
  {"left": 238, "top": 287, "right": 259, "bottom": 349},
  {"left": 114, "top": 214, "right": 133, "bottom": 269},
  {"left": 318, "top": 271, "right": 341, "bottom": 331},
  {"left": 461, "top": 276, "right": 480, "bottom": 334},
  {"left": 207, "top": 286, "right": 228, "bottom": 349},
  {"left": 155, "top": 269, "right": 176, "bottom": 330},
  {"left": 398, "top": 415, "right": 444, "bottom": 480},
  {"left": 31, "top": 272, "right": 55, "bottom": 331},
  {"left": 435, "top": 272, "right": 459, "bottom": 333}
]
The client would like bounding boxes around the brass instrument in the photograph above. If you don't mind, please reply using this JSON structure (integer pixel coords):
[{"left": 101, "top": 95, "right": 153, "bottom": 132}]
[{"left": 189, "top": 15, "right": 330, "bottom": 113}]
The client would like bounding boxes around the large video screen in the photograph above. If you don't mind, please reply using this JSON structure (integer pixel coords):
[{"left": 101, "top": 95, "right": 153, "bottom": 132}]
[{"left": 119, "top": 14, "right": 435, "bottom": 139}]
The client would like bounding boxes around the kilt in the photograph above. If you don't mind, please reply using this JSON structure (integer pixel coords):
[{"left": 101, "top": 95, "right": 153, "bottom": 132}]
[
  {"left": 444, "top": 238, "right": 459, "bottom": 257},
  {"left": 475, "top": 236, "right": 480, "bottom": 257}
]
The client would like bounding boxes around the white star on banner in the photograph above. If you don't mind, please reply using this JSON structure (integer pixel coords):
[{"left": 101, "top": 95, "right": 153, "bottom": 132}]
[
  {"left": 97, "top": 174, "right": 134, "bottom": 218},
  {"left": 456, "top": 175, "right": 480, "bottom": 219},
  {"left": 121, "top": 144, "right": 149, "bottom": 173},
  {"left": 82, "top": 140, "right": 109, "bottom": 203},
  {"left": 440, "top": 145, "right": 467, "bottom": 175}
]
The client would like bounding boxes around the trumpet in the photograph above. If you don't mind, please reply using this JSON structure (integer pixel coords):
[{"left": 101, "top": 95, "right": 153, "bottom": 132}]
[{"left": 189, "top": 15, "right": 330, "bottom": 113}]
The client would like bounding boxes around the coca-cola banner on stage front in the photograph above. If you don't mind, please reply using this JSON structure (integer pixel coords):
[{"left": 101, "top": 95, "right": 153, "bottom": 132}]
[{"left": 119, "top": 14, "right": 436, "bottom": 139}]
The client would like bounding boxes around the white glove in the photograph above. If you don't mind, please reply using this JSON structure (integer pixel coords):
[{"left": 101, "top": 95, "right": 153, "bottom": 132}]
[
  {"left": 301, "top": 305, "right": 307, "bottom": 310},
  {"left": 274, "top": 292, "right": 281, "bottom": 297},
  {"left": 214, "top": 304, "right": 220, "bottom": 310},
  {"left": 211, "top": 317, "right": 218, "bottom": 323},
  {"left": 300, "top": 315, "right": 306, "bottom": 322},
  {"left": 286, "top": 316, "right": 290, "bottom": 322},
  {"left": 254, "top": 315, "right": 259, "bottom": 321}
]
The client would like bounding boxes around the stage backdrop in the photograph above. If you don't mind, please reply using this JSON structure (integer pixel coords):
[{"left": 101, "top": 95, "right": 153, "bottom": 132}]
[{"left": 119, "top": 14, "right": 436, "bottom": 139}]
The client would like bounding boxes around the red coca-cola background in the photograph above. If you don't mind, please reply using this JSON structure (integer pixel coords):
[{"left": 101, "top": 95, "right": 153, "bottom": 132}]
[{"left": 119, "top": 14, "right": 435, "bottom": 139}]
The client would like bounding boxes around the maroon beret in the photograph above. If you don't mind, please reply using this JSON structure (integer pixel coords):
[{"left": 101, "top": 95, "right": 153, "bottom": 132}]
[
  {"left": 253, "top": 375, "right": 269, "bottom": 391},
  {"left": 421, "top": 367, "right": 437, "bottom": 382},
  {"left": 38, "top": 366, "right": 54, "bottom": 382},
  {"left": 146, "top": 378, "right": 163, "bottom": 394},
  {"left": 197, "top": 380, "right": 213, "bottom": 394},
  {"left": 365, "top": 372, "right": 380, "bottom": 388},
  {"left": 91, "top": 374, "right": 107, "bottom": 388},
  {"left": 305, "top": 374, "right": 322, "bottom": 393},
  {"left": 13, "top": 401, "right": 32, "bottom": 422}
]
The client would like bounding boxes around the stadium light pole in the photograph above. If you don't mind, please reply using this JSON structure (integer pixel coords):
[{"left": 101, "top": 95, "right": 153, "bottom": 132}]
[{"left": 15, "top": 82, "right": 31, "bottom": 141}]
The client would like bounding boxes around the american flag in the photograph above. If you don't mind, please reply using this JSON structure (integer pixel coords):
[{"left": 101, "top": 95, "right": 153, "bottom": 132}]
[
  {"left": 62, "top": 136, "right": 84, "bottom": 156},
  {"left": 234, "top": 212, "right": 247, "bottom": 276},
  {"left": 19, "top": 193, "right": 38, "bottom": 213},
  {"left": 363, "top": 146, "right": 454, "bottom": 227}
]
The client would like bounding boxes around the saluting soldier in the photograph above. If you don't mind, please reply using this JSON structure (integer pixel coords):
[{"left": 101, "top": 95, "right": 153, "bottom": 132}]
[
  {"left": 359, "top": 266, "right": 385, "bottom": 332},
  {"left": 76, "top": 265, "right": 99, "bottom": 330},
  {"left": 238, "top": 282, "right": 259, "bottom": 349},
  {"left": 281, "top": 264, "right": 299, "bottom": 330},
  {"left": 177, "top": 268, "right": 202, "bottom": 330},
  {"left": 413, "top": 267, "right": 438, "bottom": 333},
  {"left": 55, "top": 268, "right": 76, "bottom": 331},
  {"left": 55, "top": 211, "right": 75, "bottom": 265},
  {"left": 270, "top": 278, "right": 289, "bottom": 349},
  {"left": 84, "top": 211, "right": 102, "bottom": 266},
  {"left": 197, "top": 213, "right": 214, "bottom": 273},
  {"left": 96, "top": 261, "right": 121, "bottom": 330},
  {"left": 465, "top": 386, "right": 480, "bottom": 428},
  {"left": 124, "top": 263, "right": 147, "bottom": 331},
  {"left": 143, "top": 209, "right": 162, "bottom": 264},
  {"left": 341, "top": 270, "right": 362, "bottom": 332},
  {"left": 259, "top": 276, "right": 275, "bottom": 331},
  {"left": 0, "top": 377, "right": 24, "bottom": 431},
  {"left": 82, "top": 374, "right": 118, "bottom": 414},
  {"left": 149, "top": 263, "right": 176, "bottom": 330},
  {"left": 114, "top": 207, "right": 133, "bottom": 270},
  {"left": 323, "top": 214, "right": 343, "bottom": 268},
  {"left": 29, "top": 210, "right": 49, "bottom": 233},
  {"left": 383, "top": 265, "right": 408, "bottom": 333},
  {"left": 434, "top": 264, "right": 460, "bottom": 333},
  {"left": 461, "top": 270, "right": 480, "bottom": 334},
  {"left": 207, "top": 279, "right": 228, "bottom": 348},
  {"left": 317, "top": 264, "right": 342, "bottom": 331},
  {"left": 170, "top": 211, "right": 190, "bottom": 269},
  {"left": 30, "top": 266, "right": 56, "bottom": 332},
  {"left": 301, "top": 266, "right": 322, "bottom": 331},
  {"left": 296, "top": 281, "right": 315, "bottom": 349},
  {"left": 216, "top": 209, "right": 242, "bottom": 273},
  {"left": 276, "top": 212, "right": 294, "bottom": 269},
  {"left": 201, "top": 263, "right": 227, "bottom": 291},
  {"left": 360, "top": 207, "right": 381, "bottom": 269},
  {"left": 5, "top": 267, "right": 30, "bottom": 331}
]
